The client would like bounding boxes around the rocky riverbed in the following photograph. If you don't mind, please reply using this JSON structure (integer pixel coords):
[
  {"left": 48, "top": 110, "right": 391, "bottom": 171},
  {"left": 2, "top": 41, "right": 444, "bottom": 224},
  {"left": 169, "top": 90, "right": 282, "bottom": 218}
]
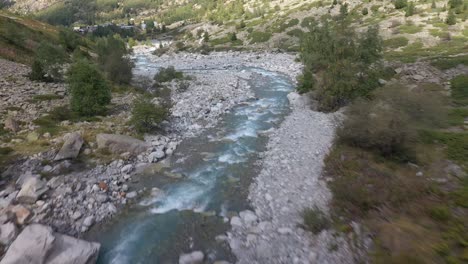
[
  {"left": 0, "top": 50, "right": 306, "bottom": 262},
  {"left": 225, "top": 93, "right": 357, "bottom": 263}
]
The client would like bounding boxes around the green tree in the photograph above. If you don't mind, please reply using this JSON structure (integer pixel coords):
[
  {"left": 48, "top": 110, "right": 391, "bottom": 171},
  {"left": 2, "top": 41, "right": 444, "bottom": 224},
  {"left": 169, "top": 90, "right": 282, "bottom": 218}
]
[
  {"left": 96, "top": 35, "right": 134, "bottom": 85},
  {"left": 394, "top": 0, "right": 408, "bottom": 9},
  {"left": 362, "top": 7, "right": 369, "bottom": 15},
  {"left": 446, "top": 10, "right": 457, "bottom": 25},
  {"left": 129, "top": 95, "right": 168, "bottom": 133},
  {"left": 448, "top": 0, "right": 463, "bottom": 9},
  {"left": 405, "top": 2, "right": 415, "bottom": 16},
  {"left": 431, "top": 0, "right": 437, "bottom": 9},
  {"left": 58, "top": 28, "right": 81, "bottom": 52},
  {"left": 299, "top": 18, "right": 383, "bottom": 111},
  {"left": 67, "top": 60, "right": 111, "bottom": 116}
]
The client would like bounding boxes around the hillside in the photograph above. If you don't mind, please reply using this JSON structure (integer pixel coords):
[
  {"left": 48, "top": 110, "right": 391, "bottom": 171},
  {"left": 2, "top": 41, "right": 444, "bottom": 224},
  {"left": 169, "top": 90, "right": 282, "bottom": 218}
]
[
  {"left": 7, "top": 0, "right": 468, "bottom": 60},
  {"left": 0, "top": 10, "right": 60, "bottom": 64}
]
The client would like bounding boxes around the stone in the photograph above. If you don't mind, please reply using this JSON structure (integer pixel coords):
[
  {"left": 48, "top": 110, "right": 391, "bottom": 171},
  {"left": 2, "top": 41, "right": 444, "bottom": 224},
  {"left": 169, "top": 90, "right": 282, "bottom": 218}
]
[
  {"left": 1, "top": 224, "right": 100, "bottom": 264},
  {"left": 82, "top": 216, "right": 94, "bottom": 227},
  {"left": 26, "top": 132, "right": 39, "bottom": 142},
  {"left": 71, "top": 211, "right": 82, "bottom": 220},
  {"left": 54, "top": 132, "right": 84, "bottom": 161},
  {"left": 96, "top": 134, "right": 149, "bottom": 155},
  {"left": 47, "top": 177, "right": 63, "bottom": 189},
  {"left": 126, "top": 191, "right": 137, "bottom": 199},
  {"left": 4, "top": 117, "right": 20, "bottom": 133},
  {"left": 96, "top": 194, "right": 108, "bottom": 204},
  {"left": 179, "top": 251, "right": 204, "bottom": 264},
  {"left": 0, "top": 224, "right": 55, "bottom": 264},
  {"left": 16, "top": 177, "right": 48, "bottom": 204},
  {"left": 0, "top": 222, "right": 18, "bottom": 245},
  {"left": 230, "top": 216, "right": 243, "bottom": 227},
  {"left": 239, "top": 210, "right": 257, "bottom": 225},
  {"left": 148, "top": 150, "right": 165, "bottom": 163},
  {"left": 277, "top": 227, "right": 292, "bottom": 235},
  {"left": 46, "top": 233, "right": 100, "bottom": 264},
  {"left": 121, "top": 164, "right": 134, "bottom": 174},
  {"left": 10, "top": 205, "right": 31, "bottom": 225}
]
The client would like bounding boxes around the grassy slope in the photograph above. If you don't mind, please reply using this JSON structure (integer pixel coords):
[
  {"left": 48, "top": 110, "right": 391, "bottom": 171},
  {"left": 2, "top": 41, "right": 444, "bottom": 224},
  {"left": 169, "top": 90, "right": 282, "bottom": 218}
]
[{"left": 0, "top": 10, "right": 60, "bottom": 64}]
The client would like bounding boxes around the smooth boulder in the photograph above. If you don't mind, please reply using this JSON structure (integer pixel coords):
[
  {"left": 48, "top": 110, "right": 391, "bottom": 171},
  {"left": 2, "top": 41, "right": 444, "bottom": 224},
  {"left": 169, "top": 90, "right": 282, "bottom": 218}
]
[
  {"left": 0, "top": 224, "right": 55, "bottom": 264},
  {"left": 54, "top": 132, "right": 84, "bottom": 161},
  {"left": 1, "top": 224, "right": 100, "bottom": 264},
  {"left": 179, "top": 251, "right": 204, "bottom": 264},
  {"left": 96, "top": 134, "right": 149, "bottom": 155}
]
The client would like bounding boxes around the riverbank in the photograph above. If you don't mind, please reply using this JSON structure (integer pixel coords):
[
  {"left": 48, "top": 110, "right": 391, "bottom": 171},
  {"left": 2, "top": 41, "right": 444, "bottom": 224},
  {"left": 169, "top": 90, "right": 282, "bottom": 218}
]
[{"left": 225, "top": 89, "right": 356, "bottom": 263}]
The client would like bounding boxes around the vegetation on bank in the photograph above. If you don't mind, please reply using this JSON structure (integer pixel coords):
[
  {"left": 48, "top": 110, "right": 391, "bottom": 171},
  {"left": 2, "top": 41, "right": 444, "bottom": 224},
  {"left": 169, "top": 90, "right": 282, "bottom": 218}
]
[{"left": 295, "top": 6, "right": 468, "bottom": 262}]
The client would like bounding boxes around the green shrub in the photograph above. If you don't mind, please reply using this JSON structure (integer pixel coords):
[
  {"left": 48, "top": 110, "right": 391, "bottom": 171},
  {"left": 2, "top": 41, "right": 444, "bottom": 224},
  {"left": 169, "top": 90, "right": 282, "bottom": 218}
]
[
  {"left": 405, "top": 2, "right": 415, "bottom": 16},
  {"left": 431, "top": 55, "right": 468, "bottom": 70},
  {"left": 362, "top": 7, "right": 369, "bottom": 15},
  {"left": 67, "top": 60, "right": 111, "bottom": 116},
  {"left": 302, "top": 207, "right": 330, "bottom": 234},
  {"left": 428, "top": 206, "right": 451, "bottom": 222},
  {"left": 339, "top": 85, "right": 446, "bottom": 157},
  {"left": 450, "top": 74, "right": 468, "bottom": 105},
  {"left": 249, "top": 31, "right": 272, "bottom": 43},
  {"left": 446, "top": 10, "right": 457, "bottom": 25},
  {"left": 129, "top": 95, "right": 168, "bottom": 133},
  {"left": 394, "top": 0, "right": 408, "bottom": 9},
  {"left": 153, "top": 66, "right": 183, "bottom": 83},
  {"left": 29, "top": 42, "right": 67, "bottom": 82},
  {"left": 384, "top": 37, "right": 409, "bottom": 48},
  {"left": 299, "top": 19, "right": 383, "bottom": 111},
  {"left": 96, "top": 35, "right": 134, "bottom": 85},
  {"left": 58, "top": 28, "right": 81, "bottom": 52}
]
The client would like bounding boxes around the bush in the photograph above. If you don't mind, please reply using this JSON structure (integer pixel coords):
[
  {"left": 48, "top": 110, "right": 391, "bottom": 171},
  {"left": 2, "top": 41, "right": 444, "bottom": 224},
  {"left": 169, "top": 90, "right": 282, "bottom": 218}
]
[
  {"left": 446, "top": 10, "right": 457, "bottom": 25},
  {"left": 339, "top": 85, "right": 446, "bottom": 157},
  {"left": 249, "top": 31, "right": 272, "bottom": 43},
  {"left": 394, "top": 0, "right": 408, "bottom": 9},
  {"left": 362, "top": 7, "right": 369, "bottom": 15},
  {"left": 299, "top": 19, "right": 383, "bottom": 111},
  {"left": 29, "top": 42, "right": 67, "bottom": 82},
  {"left": 96, "top": 35, "right": 134, "bottom": 85},
  {"left": 58, "top": 28, "right": 81, "bottom": 52},
  {"left": 405, "top": 2, "right": 415, "bottom": 16},
  {"left": 129, "top": 95, "right": 168, "bottom": 133},
  {"left": 450, "top": 74, "right": 468, "bottom": 105},
  {"left": 384, "top": 36, "right": 409, "bottom": 48},
  {"left": 153, "top": 66, "right": 183, "bottom": 83},
  {"left": 302, "top": 207, "right": 330, "bottom": 234},
  {"left": 67, "top": 60, "right": 111, "bottom": 116}
]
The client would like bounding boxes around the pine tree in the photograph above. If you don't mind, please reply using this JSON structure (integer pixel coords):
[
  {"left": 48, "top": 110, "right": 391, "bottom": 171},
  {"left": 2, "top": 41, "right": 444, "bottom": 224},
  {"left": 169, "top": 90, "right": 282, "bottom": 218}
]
[{"left": 446, "top": 10, "right": 457, "bottom": 25}]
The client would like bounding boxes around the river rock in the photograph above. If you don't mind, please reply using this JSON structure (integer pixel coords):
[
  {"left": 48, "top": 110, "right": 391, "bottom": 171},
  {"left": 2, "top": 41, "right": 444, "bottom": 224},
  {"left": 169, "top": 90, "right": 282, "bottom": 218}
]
[
  {"left": 0, "top": 224, "right": 55, "bottom": 264},
  {"left": 148, "top": 150, "right": 165, "bottom": 163},
  {"left": 239, "top": 210, "right": 257, "bottom": 226},
  {"left": 179, "top": 251, "right": 204, "bottom": 264},
  {"left": 1, "top": 224, "right": 101, "bottom": 264},
  {"left": 96, "top": 134, "right": 150, "bottom": 155},
  {"left": 16, "top": 177, "right": 48, "bottom": 204},
  {"left": 46, "top": 232, "right": 100, "bottom": 264},
  {"left": 121, "top": 164, "right": 134, "bottom": 174},
  {"left": 54, "top": 132, "right": 84, "bottom": 161},
  {"left": 82, "top": 216, "right": 94, "bottom": 227},
  {"left": 0, "top": 222, "right": 18, "bottom": 245}
]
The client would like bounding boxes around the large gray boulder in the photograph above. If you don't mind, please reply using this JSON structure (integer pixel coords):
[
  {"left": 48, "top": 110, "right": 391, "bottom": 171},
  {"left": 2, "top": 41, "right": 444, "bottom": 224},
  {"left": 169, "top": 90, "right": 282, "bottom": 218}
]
[
  {"left": 1, "top": 224, "right": 100, "bottom": 264},
  {"left": 0, "top": 222, "right": 18, "bottom": 245},
  {"left": 96, "top": 134, "right": 149, "bottom": 155},
  {"left": 47, "top": 233, "right": 100, "bottom": 264},
  {"left": 54, "top": 132, "right": 84, "bottom": 161},
  {"left": 16, "top": 177, "right": 48, "bottom": 204},
  {"left": 0, "top": 224, "right": 55, "bottom": 264}
]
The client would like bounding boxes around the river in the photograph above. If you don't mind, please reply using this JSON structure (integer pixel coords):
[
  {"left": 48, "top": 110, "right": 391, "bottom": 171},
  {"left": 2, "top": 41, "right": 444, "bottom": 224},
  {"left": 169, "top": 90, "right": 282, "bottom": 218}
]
[{"left": 87, "top": 52, "right": 296, "bottom": 263}]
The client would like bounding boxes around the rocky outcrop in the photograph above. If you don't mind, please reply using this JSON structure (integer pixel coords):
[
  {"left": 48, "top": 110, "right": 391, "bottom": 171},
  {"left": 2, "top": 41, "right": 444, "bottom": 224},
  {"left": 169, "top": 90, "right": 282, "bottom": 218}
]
[
  {"left": 0, "top": 224, "right": 100, "bottom": 264},
  {"left": 96, "top": 134, "right": 150, "bottom": 155},
  {"left": 54, "top": 132, "right": 84, "bottom": 161},
  {"left": 15, "top": 177, "right": 48, "bottom": 204}
]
